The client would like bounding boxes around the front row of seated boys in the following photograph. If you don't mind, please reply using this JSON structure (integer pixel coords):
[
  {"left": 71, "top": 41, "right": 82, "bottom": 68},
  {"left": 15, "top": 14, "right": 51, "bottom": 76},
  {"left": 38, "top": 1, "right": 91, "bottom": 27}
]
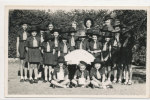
[{"left": 51, "top": 56, "right": 112, "bottom": 89}]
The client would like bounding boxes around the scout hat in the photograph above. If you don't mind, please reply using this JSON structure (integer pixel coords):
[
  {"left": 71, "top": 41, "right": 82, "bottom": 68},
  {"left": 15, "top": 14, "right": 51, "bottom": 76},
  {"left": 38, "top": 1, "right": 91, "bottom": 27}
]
[
  {"left": 93, "top": 58, "right": 103, "bottom": 64},
  {"left": 100, "top": 25, "right": 109, "bottom": 32},
  {"left": 61, "top": 34, "right": 68, "bottom": 40},
  {"left": 103, "top": 31, "right": 112, "bottom": 38},
  {"left": 53, "top": 29, "right": 61, "bottom": 33},
  {"left": 92, "top": 30, "right": 101, "bottom": 37},
  {"left": 69, "top": 27, "right": 77, "bottom": 33},
  {"left": 103, "top": 15, "right": 113, "bottom": 21},
  {"left": 29, "top": 26, "right": 38, "bottom": 33},
  {"left": 79, "top": 61, "right": 87, "bottom": 66},
  {"left": 19, "top": 18, "right": 30, "bottom": 26},
  {"left": 84, "top": 18, "right": 94, "bottom": 27},
  {"left": 78, "top": 30, "right": 87, "bottom": 38},
  {"left": 39, "top": 25, "right": 47, "bottom": 31},
  {"left": 58, "top": 56, "right": 65, "bottom": 63},
  {"left": 61, "top": 28, "right": 69, "bottom": 34},
  {"left": 86, "top": 29, "right": 93, "bottom": 35}
]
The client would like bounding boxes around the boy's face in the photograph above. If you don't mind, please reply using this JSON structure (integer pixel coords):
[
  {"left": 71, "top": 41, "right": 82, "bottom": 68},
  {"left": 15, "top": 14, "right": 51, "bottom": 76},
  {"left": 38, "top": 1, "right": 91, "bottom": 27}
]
[
  {"left": 92, "top": 35, "right": 97, "bottom": 40},
  {"left": 81, "top": 37, "right": 85, "bottom": 41},
  {"left": 115, "top": 33, "right": 120, "bottom": 38},
  {"left": 31, "top": 31, "right": 37, "bottom": 36},
  {"left": 22, "top": 24, "right": 28, "bottom": 30},
  {"left": 54, "top": 32, "right": 59, "bottom": 37},
  {"left": 79, "top": 64, "right": 86, "bottom": 71},
  {"left": 72, "top": 23, "right": 77, "bottom": 28},
  {"left": 62, "top": 39, "right": 67, "bottom": 43},
  {"left": 48, "top": 24, "right": 54, "bottom": 30},
  {"left": 94, "top": 63, "right": 101, "bottom": 70},
  {"left": 86, "top": 20, "right": 92, "bottom": 28},
  {"left": 71, "top": 32, "right": 75, "bottom": 36},
  {"left": 105, "top": 19, "right": 111, "bottom": 25},
  {"left": 115, "top": 27, "right": 121, "bottom": 32},
  {"left": 40, "top": 30, "right": 45, "bottom": 35},
  {"left": 105, "top": 37, "right": 110, "bottom": 42},
  {"left": 59, "top": 63, "right": 63, "bottom": 67}
]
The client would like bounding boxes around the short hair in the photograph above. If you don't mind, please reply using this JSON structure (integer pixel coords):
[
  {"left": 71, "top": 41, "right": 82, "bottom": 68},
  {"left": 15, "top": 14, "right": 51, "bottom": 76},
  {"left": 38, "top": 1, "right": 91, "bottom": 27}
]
[
  {"left": 71, "top": 21, "right": 78, "bottom": 25},
  {"left": 84, "top": 18, "right": 94, "bottom": 28}
]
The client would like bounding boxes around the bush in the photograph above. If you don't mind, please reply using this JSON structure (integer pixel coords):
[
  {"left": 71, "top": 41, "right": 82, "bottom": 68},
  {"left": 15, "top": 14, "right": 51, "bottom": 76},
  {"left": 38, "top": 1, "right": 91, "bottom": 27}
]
[{"left": 8, "top": 9, "right": 147, "bottom": 63}]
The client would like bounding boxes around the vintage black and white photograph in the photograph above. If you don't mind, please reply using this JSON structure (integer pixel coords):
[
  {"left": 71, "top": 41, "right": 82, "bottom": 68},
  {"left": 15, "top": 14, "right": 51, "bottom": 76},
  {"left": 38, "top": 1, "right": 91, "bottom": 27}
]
[{"left": 5, "top": 6, "right": 148, "bottom": 97}]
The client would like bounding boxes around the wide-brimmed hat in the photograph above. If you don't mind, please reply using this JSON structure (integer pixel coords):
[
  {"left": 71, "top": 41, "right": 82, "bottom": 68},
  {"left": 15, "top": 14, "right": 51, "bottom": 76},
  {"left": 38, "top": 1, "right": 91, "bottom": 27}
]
[
  {"left": 93, "top": 58, "right": 103, "bottom": 64},
  {"left": 29, "top": 26, "right": 38, "bottom": 33},
  {"left": 79, "top": 61, "right": 87, "bottom": 66},
  {"left": 57, "top": 56, "right": 65, "bottom": 63},
  {"left": 92, "top": 30, "right": 101, "bottom": 37},
  {"left": 61, "top": 28, "right": 69, "bottom": 34},
  {"left": 19, "top": 18, "right": 30, "bottom": 26},
  {"left": 84, "top": 18, "right": 94, "bottom": 28},
  {"left": 100, "top": 25, "right": 109, "bottom": 32},
  {"left": 78, "top": 30, "right": 87, "bottom": 38},
  {"left": 104, "top": 15, "right": 113, "bottom": 21},
  {"left": 61, "top": 34, "right": 68, "bottom": 40},
  {"left": 86, "top": 29, "right": 93, "bottom": 35},
  {"left": 103, "top": 31, "right": 113, "bottom": 38},
  {"left": 53, "top": 29, "right": 61, "bottom": 33},
  {"left": 69, "top": 27, "right": 77, "bottom": 33},
  {"left": 39, "top": 25, "right": 47, "bottom": 31}
]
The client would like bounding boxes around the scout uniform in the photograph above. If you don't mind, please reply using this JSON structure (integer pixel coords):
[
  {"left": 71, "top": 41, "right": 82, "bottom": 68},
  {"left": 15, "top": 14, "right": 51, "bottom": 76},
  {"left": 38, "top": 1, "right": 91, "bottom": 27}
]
[
  {"left": 17, "top": 27, "right": 30, "bottom": 59},
  {"left": 90, "top": 58, "right": 105, "bottom": 88},
  {"left": 26, "top": 33, "right": 42, "bottom": 63},
  {"left": 59, "top": 35, "right": 70, "bottom": 57},
  {"left": 89, "top": 31, "right": 102, "bottom": 58},
  {"left": 52, "top": 29, "right": 61, "bottom": 66},
  {"left": 71, "top": 61, "right": 90, "bottom": 87},
  {"left": 111, "top": 25, "right": 121, "bottom": 65},
  {"left": 41, "top": 39, "right": 55, "bottom": 66},
  {"left": 37, "top": 25, "right": 47, "bottom": 80},
  {"left": 51, "top": 56, "right": 70, "bottom": 88},
  {"left": 17, "top": 21, "right": 30, "bottom": 82},
  {"left": 26, "top": 26, "right": 42, "bottom": 84},
  {"left": 76, "top": 31, "right": 89, "bottom": 51},
  {"left": 68, "top": 27, "right": 78, "bottom": 51},
  {"left": 101, "top": 31, "right": 112, "bottom": 67}
]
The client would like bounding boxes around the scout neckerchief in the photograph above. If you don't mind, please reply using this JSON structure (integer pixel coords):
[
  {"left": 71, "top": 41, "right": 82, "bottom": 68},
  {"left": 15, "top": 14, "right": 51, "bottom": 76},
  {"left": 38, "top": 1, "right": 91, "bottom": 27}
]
[
  {"left": 57, "top": 67, "right": 64, "bottom": 80},
  {"left": 113, "top": 34, "right": 120, "bottom": 47},
  {"left": 71, "top": 36, "right": 75, "bottom": 46},
  {"left": 23, "top": 30, "right": 27, "bottom": 40},
  {"left": 103, "top": 41, "right": 108, "bottom": 51},
  {"left": 47, "top": 41, "right": 50, "bottom": 52},
  {"left": 81, "top": 71, "right": 84, "bottom": 78},
  {"left": 54, "top": 37, "right": 58, "bottom": 47},
  {"left": 63, "top": 42, "right": 68, "bottom": 53},
  {"left": 93, "top": 40, "right": 97, "bottom": 49},
  {"left": 80, "top": 39, "right": 84, "bottom": 49},
  {"left": 123, "top": 37, "right": 129, "bottom": 47},
  {"left": 96, "top": 69, "right": 101, "bottom": 79},
  {"left": 41, "top": 34, "right": 44, "bottom": 42},
  {"left": 33, "top": 37, "right": 38, "bottom": 47}
]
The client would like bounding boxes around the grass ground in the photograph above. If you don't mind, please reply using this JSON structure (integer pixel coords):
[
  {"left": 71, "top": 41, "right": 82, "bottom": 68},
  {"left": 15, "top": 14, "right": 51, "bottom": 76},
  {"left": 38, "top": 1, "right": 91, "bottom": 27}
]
[{"left": 8, "top": 59, "right": 146, "bottom": 96}]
